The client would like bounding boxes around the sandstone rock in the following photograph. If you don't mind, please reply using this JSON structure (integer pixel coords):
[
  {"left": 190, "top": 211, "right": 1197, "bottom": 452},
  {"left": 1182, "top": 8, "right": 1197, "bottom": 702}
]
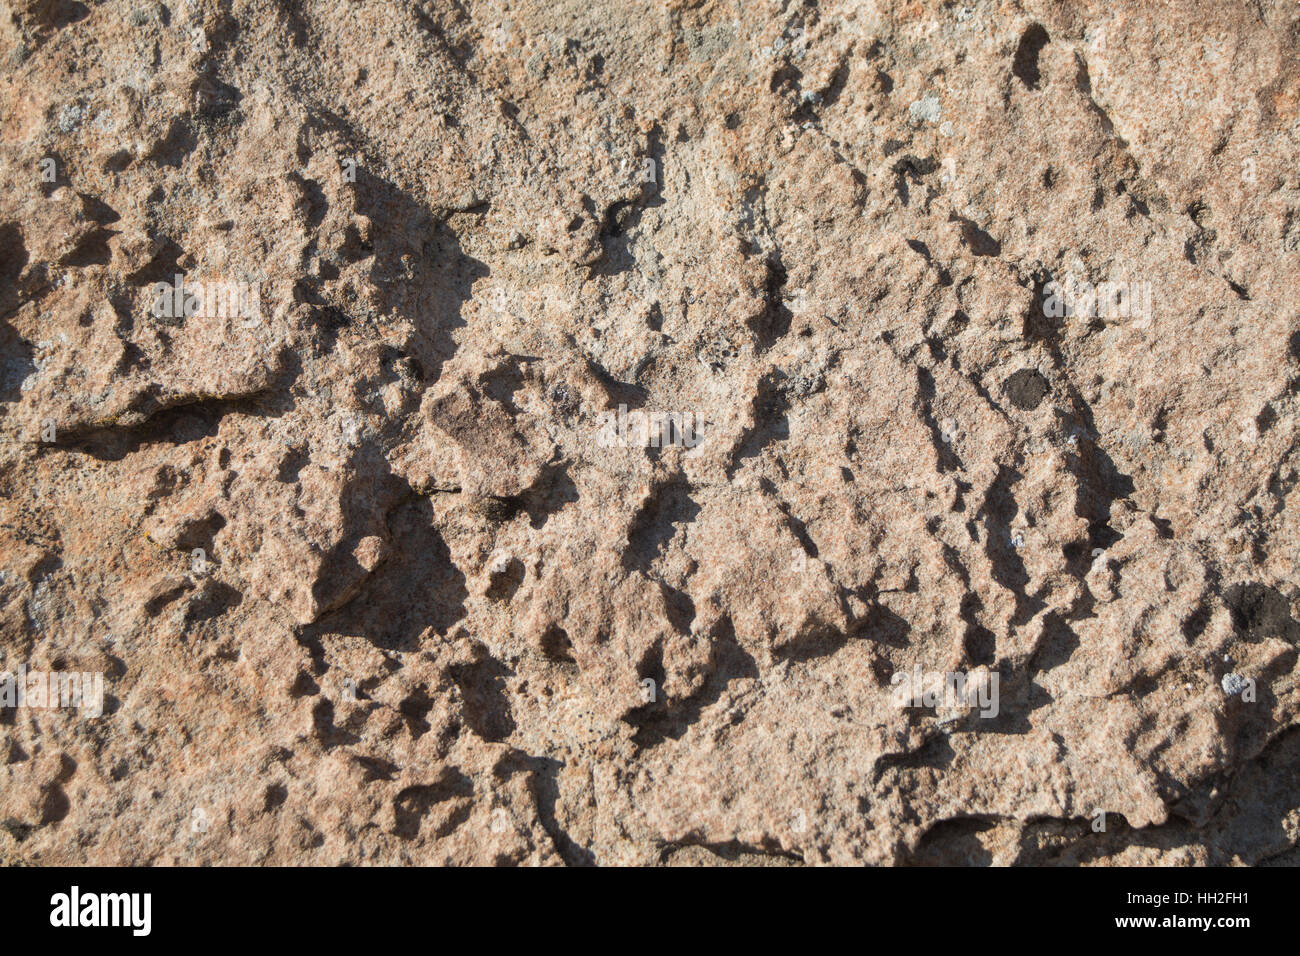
[{"left": 0, "top": 0, "right": 1298, "bottom": 866}]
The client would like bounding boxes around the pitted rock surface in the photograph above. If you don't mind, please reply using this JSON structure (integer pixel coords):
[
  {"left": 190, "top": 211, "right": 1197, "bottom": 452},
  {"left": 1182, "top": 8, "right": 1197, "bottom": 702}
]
[{"left": 1, "top": 0, "right": 1299, "bottom": 865}]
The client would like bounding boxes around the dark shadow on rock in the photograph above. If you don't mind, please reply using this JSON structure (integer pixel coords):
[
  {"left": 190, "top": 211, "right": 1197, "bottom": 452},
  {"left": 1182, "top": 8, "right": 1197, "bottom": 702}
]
[
  {"left": 622, "top": 476, "right": 699, "bottom": 574},
  {"left": 624, "top": 620, "right": 759, "bottom": 748},
  {"left": 977, "top": 464, "right": 1045, "bottom": 626},
  {"left": 309, "top": 443, "right": 406, "bottom": 618},
  {"left": 449, "top": 652, "right": 515, "bottom": 743},
  {"left": 0, "top": 224, "right": 34, "bottom": 398},
  {"left": 305, "top": 488, "right": 468, "bottom": 654},
  {"left": 905, "top": 816, "right": 997, "bottom": 866},
  {"left": 184, "top": 579, "right": 242, "bottom": 625},
  {"left": 777, "top": 626, "right": 849, "bottom": 663},
  {"left": 393, "top": 766, "right": 474, "bottom": 840},
  {"left": 145, "top": 118, "right": 198, "bottom": 168},
  {"left": 874, "top": 732, "right": 956, "bottom": 781},
  {"left": 659, "top": 839, "right": 803, "bottom": 866},
  {"left": 592, "top": 188, "right": 665, "bottom": 278},
  {"left": 917, "top": 365, "right": 963, "bottom": 472},
  {"left": 1029, "top": 611, "right": 1080, "bottom": 674},
  {"left": 852, "top": 599, "right": 912, "bottom": 649},
  {"left": 521, "top": 463, "right": 579, "bottom": 529},
  {"left": 973, "top": 674, "right": 1036, "bottom": 736},
  {"left": 949, "top": 213, "right": 1002, "bottom": 257},
  {"left": 0, "top": 319, "right": 34, "bottom": 404},
  {"left": 750, "top": 257, "right": 793, "bottom": 350},
  {"left": 1012, "top": 23, "right": 1050, "bottom": 91},
  {"left": 494, "top": 750, "right": 595, "bottom": 866},
  {"left": 311, "top": 698, "right": 361, "bottom": 748},
  {"left": 1024, "top": 612, "right": 1082, "bottom": 714},
  {"left": 1021, "top": 269, "right": 1135, "bottom": 553},
  {"left": 1003, "top": 368, "right": 1049, "bottom": 410},
  {"left": 728, "top": 372, "right": 791, "bottom": 477},
  {"left": 592, "top": 125, "right": 666, "bottom": 277},
  {"left": 352, "top": 166, "right": 488, "bottom": 388},
  {"left": 65, "top": 393, "right": 291, "bottom": 462},
  {"left": 1224, "top": 582, "right": 1300, "bottom": 645}
]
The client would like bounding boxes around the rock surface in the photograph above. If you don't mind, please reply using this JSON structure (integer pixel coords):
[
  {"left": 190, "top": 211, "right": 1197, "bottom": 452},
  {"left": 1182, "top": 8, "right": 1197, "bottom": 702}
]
[{"left": 1, "top": 0, "right": 1298, "bottom": 865}]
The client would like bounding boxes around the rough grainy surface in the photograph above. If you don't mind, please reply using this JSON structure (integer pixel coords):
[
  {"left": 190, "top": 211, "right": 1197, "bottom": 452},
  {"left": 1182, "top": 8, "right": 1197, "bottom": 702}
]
[{"left": 1, "top": 0, "right": 1298, "bottom": 867}]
